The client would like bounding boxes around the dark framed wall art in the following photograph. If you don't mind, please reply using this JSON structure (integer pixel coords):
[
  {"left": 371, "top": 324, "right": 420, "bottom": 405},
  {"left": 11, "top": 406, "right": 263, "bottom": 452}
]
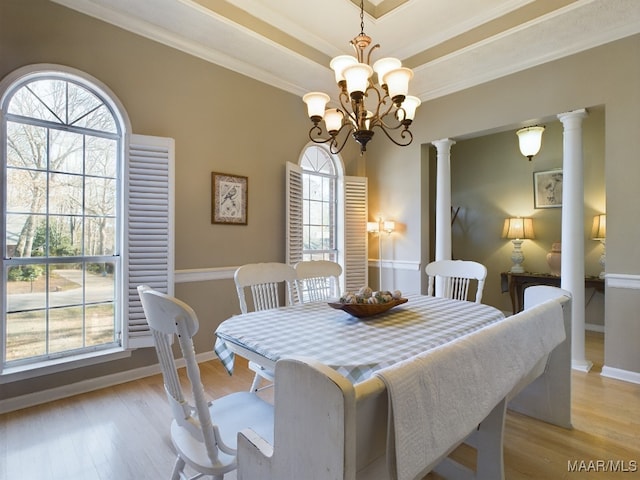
[
  {"left": 533, "top": 169, "right": 563, "bottom": 209},
  {"left": 211, "top": 172, "right": 248, "bottom": 224}
]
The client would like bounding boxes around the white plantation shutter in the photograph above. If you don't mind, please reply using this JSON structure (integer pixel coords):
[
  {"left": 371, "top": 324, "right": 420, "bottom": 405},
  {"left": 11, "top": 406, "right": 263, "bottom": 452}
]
[
  {"left": 286, "top": 162, "right": 304, "bottom": 266},
  {"left": 124, "top": 134, "right": 174, "bottom": 349},
  {"left": 344, "top": 176, "right": 368, "bottom": 292},
  {"left": 286, "top": 160, "right": 367, "bottom": 294}
]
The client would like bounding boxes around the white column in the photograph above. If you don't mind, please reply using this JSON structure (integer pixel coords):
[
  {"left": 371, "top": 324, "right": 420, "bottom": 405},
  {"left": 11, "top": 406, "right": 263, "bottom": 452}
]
[
  {"left": 558, "top": 109, "right": 591, "bottom": 372},
  {"left": 432, "top": 138, "right": 455, "bottom": 261},
  {"left": 432, "top": 139, "right": 455, "bottom": 298}
]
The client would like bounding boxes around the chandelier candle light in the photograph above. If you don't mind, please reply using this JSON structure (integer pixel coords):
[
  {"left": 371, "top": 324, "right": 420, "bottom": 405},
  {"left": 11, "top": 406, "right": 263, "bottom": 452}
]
[{"left": 303, "top": 0, "right": 420, "bottom": 154}]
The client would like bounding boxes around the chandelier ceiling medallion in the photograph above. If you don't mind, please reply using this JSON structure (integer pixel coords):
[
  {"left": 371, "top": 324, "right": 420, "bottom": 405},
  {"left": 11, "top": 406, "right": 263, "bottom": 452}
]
[{"left": 302, "top": 0, "right": 421, "bottom": 155}]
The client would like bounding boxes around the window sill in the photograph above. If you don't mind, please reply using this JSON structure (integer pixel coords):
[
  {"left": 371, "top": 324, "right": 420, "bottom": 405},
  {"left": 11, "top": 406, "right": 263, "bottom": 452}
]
[{"left": 0, "top": 348, "right": 131, "bottom": 384}]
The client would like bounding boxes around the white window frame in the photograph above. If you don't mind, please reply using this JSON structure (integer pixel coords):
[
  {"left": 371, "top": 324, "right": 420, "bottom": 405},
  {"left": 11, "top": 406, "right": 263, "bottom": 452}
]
[
  {"left": 286, "top": 143, "right": 367, "bottom": 293},
  {"left": 0, "top": 64, "right": 173, "bottom": 381}
]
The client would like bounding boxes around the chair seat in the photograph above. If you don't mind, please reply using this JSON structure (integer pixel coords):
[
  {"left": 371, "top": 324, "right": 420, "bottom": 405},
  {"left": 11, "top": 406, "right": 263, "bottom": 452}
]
[{"left": 171, "top": 392, "right": 274, "bottom": 475}]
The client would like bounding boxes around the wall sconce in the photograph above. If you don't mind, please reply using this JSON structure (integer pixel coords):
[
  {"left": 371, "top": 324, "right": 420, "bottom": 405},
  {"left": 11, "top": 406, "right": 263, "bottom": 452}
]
[
  {"left": 367, "top": 216, "right": 396, "bottom": 289},
  {"left": 516, "top": 126, "right": 545, "bottom": 161},
  {"left": 502, "top": 217, "right": 535, "bottom": 273},
  {"left": 591, "top": 213, "right": 606, "bottom": 278}
]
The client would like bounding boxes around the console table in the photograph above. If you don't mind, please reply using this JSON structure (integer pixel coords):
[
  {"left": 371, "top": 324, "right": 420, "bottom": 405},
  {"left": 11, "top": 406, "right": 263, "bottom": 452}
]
[{"left": 500, "top": 271, "right": 604, "bottom": 314}]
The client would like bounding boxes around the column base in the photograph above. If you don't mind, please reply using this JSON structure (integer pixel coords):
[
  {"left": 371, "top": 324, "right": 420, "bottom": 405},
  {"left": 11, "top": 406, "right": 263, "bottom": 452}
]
[{"left": 571, "top": 359, "right": 593, "bottom": 372}]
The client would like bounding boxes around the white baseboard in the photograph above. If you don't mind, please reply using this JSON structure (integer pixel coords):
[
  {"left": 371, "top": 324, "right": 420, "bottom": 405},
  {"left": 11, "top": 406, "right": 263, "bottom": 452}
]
[
  {"left": 585, "top": 323, "right": 605, "bottom": 333},
  {"left": 601, "top": 365, "right": 640, "bottom": 385},
  {"left": 0, "top": 351, "right": 217, "bottom": 415}
]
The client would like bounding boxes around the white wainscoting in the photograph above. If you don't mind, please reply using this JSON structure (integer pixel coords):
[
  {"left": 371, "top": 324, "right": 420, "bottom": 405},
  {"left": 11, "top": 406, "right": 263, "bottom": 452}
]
[{"left": 601, "top": 272, "right": 640, "bottom": 384}]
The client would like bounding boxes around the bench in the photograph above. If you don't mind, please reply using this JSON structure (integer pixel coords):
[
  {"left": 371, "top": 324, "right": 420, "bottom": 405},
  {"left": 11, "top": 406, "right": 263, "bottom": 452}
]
[{"left": 237, "top": 285, "right": 571, "bottom": 480}]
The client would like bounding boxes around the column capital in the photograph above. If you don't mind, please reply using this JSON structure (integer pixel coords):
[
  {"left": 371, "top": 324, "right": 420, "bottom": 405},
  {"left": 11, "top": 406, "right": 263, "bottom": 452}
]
[
  {"left": 431, "top": 138, "right": 456, "bottom": 152},
  {"left": 557, "top": 108, "right": 588, "bottom": 124}
]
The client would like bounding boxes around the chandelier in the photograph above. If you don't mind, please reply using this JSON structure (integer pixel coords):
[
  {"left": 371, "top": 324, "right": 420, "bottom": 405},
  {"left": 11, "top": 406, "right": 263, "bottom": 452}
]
[{"left": 302, "top": 0, "right": 421, "bottom": 154}]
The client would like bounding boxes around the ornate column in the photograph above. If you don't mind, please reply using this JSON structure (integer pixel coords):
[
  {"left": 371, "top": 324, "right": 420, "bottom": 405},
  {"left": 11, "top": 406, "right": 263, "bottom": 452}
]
[
  {"left": 432, "top": 138, "right": 455, "bottom": 261},
  {"left": 558, "top": 108, "right": 591, "bottom": 372},
  {"left": 432, "top": 138, "right": 455, "bottom": 297}
]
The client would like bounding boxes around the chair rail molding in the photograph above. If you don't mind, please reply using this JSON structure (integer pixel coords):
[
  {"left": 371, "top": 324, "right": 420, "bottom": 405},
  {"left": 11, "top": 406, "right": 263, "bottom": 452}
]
[
  {"left": 367, "top": 259, "right": 421, "bottom": 270},
  {"left": 605, "top": 273, "right": 640, "bottom": 290},
  {"left": 175, "top": 266, "right": 237, "bottom": 283}
]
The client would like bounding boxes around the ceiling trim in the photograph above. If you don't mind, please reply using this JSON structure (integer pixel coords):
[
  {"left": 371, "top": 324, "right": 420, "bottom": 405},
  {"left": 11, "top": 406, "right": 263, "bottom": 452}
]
[{"left": 51, "top": 0, "right": 640, "bottom": 102}]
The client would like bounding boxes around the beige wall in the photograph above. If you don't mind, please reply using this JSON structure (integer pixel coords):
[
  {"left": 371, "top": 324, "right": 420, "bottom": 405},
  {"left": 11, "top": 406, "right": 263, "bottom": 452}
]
[
  {"left": 0, "top": 0, "right": 360, "bottom": 402},
  {"left": 449, "top": 108, "right": 605, "bottom": 312},
  {"left": 366, "top": 35, "right": 640, "bottom": 377},
  {"left": 1, "top": 0, "right": 638, "bottom": 403}
]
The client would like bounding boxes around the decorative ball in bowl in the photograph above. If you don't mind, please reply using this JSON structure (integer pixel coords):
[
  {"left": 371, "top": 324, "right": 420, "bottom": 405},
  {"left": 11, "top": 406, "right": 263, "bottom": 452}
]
[{"left": 328, "top": 287, "right": 407, "bottom": 318}]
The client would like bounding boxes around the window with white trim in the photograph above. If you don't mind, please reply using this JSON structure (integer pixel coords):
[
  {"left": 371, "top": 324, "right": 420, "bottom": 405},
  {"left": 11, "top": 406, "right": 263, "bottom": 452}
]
[
  {"left": 300, "top": 145, "right": 338, "bottom": 261},
  {"left": 286, "top": 144, "right": 368, "bottom": 293},
  {"left": 1, "top": 66, "right": 172, "bottom": 374}
]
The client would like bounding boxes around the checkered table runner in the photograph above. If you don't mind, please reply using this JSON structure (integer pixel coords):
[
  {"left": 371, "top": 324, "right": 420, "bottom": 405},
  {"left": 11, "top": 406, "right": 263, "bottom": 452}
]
[{"left": 214, "top": 294, "right": 505, "bottom": 384}]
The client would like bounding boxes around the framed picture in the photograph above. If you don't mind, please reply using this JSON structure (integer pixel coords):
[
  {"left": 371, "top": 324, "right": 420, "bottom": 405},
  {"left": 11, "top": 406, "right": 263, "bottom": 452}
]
[
  {"left": 211, "top": 172, "right": 248, "bottom": 224},
  {"left": 533, "top": 169, "right": 563, "bottom": 208}
]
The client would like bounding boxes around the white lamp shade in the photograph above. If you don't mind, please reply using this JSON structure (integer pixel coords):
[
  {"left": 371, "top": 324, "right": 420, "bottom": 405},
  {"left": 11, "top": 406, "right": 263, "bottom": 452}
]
[
  {"left": 383, "top": 220, "right": 395, "bottom": 233},
  {"left": 382, "top": 67, "right": 413, "bottom": 99},
  {"left": 303, "top": 92, "right": 330, "bottom": 119},
  {"left": 343, "top": 63, "right": 373, "bottom": 96},
  {"left": 517, "top": 126, "right": 545, "bottom": 158},
  {"left": 324, "top": 108, "right": 344, "bottom": 132},
  {"left": 502, "top": 217, "right": 535, "bottom": 240},
  {"left": 591, "top": 214, "right": 606, "bottom": 240},
  {"left": 367, "top": 221, "right": 379, "bottom": 233},
  {"left": 400, "top": 95, "right": 421, "bottom": 120},
  {"left": 373, "top": 57, "right": 401, "bottom": 85},
  {"left": 330, "top": 55, "right": 358, "bottom": 83}
]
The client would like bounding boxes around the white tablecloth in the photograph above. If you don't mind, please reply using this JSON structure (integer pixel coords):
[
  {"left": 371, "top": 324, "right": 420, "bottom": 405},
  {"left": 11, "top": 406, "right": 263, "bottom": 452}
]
[{"left": 214, "top": 294, "right": 505, "bottom": 384}]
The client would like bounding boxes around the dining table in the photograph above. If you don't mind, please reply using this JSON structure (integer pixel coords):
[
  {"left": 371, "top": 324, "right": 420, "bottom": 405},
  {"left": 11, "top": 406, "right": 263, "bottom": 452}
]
[{"left": 214, "top": 293, "right": 506, "bottom": 384}]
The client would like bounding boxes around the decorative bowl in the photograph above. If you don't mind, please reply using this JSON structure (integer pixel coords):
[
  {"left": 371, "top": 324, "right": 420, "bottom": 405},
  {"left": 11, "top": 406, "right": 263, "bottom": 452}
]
[{"left": 328, "top": 297, "right": 408, "bottom": 318}]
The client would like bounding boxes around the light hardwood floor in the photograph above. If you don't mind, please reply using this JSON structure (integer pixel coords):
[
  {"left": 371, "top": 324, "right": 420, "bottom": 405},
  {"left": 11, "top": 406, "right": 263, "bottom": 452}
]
[{"left": 1, "top": 331, "right": 638, "bottom": 480}]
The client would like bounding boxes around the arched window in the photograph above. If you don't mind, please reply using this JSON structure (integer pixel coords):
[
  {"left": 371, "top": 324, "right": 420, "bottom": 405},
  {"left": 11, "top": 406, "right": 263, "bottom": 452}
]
[
  {"left": 299, "top": 145, "right": 339, "bottom": 261},
  {"left": 1, "top": 65, "right": 173, "bottom": 374},
  {"left": 286, "top": 144, "right": 368, "bottom": 293}
]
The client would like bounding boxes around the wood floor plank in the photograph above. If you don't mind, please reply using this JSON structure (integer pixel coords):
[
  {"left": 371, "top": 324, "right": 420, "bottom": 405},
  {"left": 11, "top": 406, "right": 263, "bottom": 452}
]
[{"left": 0, "top": 333, "right": 638, "bottom": 480}]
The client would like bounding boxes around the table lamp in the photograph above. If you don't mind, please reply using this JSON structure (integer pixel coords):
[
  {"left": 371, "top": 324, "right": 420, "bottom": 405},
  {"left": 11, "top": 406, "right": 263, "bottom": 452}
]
[
  {"left": 591, "top": 214, "right": 606, "bottom": 278},
  {"left": 502, "top": 217, "right": 535, "bottom": 273}
]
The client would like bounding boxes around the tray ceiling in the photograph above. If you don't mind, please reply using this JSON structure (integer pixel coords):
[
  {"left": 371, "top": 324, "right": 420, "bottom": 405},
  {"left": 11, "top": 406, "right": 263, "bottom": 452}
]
[{"left": 52, "top": 0, "right": 640, "bottom": 101}]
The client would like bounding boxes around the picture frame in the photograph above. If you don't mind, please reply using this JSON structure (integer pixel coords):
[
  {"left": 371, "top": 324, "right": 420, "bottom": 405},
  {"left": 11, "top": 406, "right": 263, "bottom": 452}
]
[
  {"left": 533, "top": 169, "right": 563, "bottom": 209},
  {"left": 211, "top": 172, "right": 248, "bottom": 225}
]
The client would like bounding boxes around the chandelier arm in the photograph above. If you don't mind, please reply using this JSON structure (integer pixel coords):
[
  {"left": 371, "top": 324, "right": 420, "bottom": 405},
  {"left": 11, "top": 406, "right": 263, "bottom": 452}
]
[
  {"left": 376, "top": 113, "right": 404, "bottom": 131},
  {"left": 373, "top": 97, "right": 397, "bottom": 126},
  {"left": 366, "top": 44, "right": 381, "bottom": 66},
  {"left": 307, "top": 123, "right": 354, "bottom": 153},
  {"left": 373, "top": 123, "right": 414, "bottom": 147},
  {"left": 338, "top": 93, "right": 359, "bottom": 126},
  {"left": 329, "top": 129, "right": 354, "bottom": 154}
]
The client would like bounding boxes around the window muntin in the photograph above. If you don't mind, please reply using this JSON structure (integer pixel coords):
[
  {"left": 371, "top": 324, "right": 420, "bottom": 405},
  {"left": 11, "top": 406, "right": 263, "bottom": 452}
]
[
  {"left": 300, "top": 145, "right": 337, "bottom": 261},
  {"left": 3, "top": 76, "right": 121, "bottom": 368}
]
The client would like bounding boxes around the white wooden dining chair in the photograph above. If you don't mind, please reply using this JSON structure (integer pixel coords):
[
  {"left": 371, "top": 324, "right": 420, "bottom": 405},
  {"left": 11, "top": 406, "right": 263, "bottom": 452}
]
[
  {"left": 234, "top": 262, "right": 300, "bottom": 391},
  {"left": 294, "top": 260, "right": 342, "bottom": 302},
  {"left": 137, "top": 285, "right": 273, "bottom": 480},
  {"left": 425, "top": 259, "right": 488, "bottom": 303}
]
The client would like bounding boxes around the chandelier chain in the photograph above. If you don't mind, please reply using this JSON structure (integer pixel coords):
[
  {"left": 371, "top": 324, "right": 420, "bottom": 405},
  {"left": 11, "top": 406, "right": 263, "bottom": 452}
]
[{"left": 359, "top": 0, "right": 365, "bottom": 36}]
